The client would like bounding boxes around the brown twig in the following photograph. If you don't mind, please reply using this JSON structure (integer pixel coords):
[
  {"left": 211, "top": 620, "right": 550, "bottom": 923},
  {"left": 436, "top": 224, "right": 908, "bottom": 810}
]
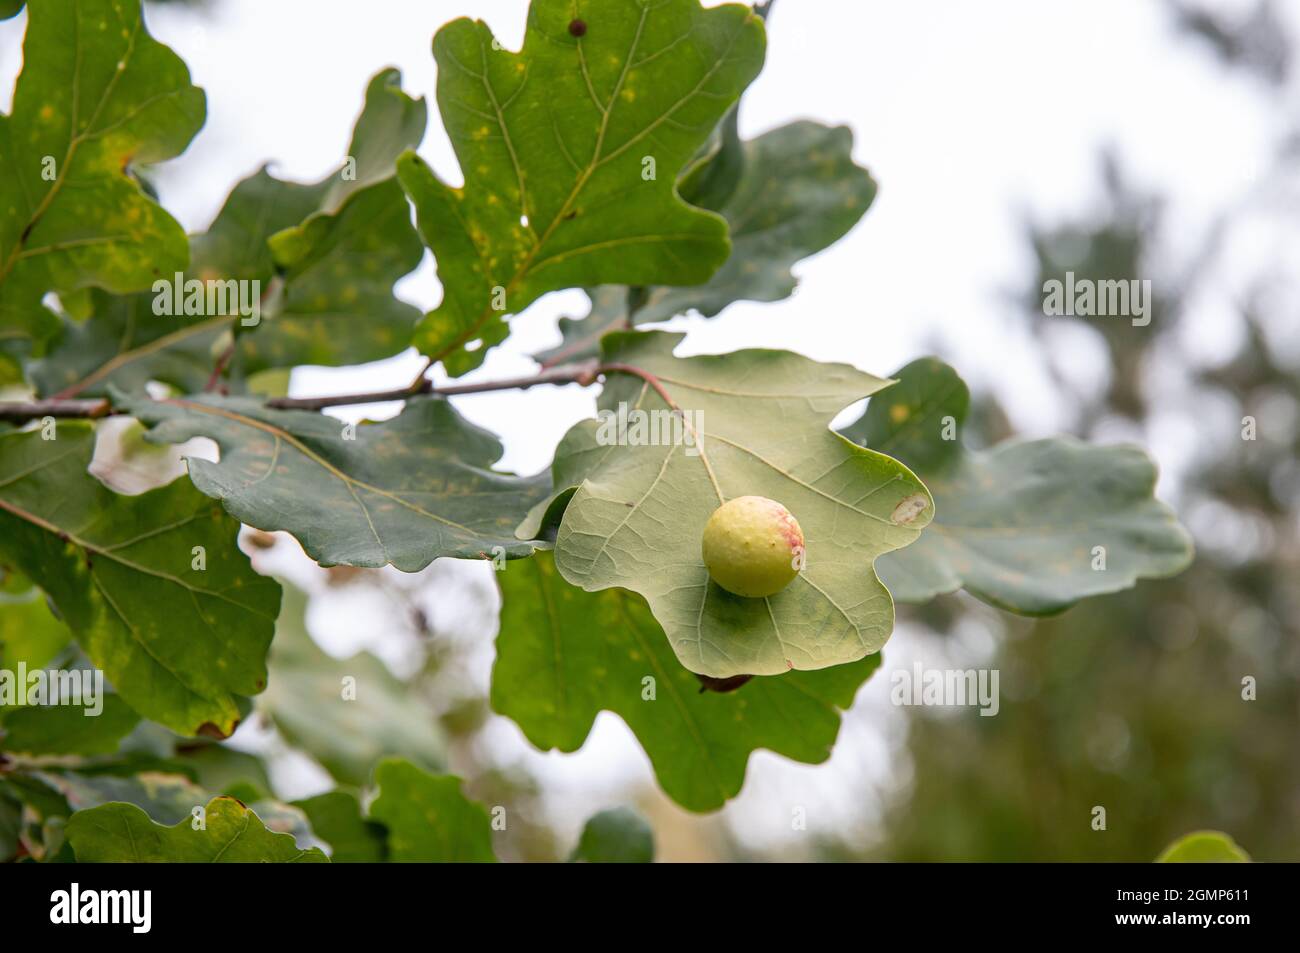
[
  {"left": 265, "top": 379, "right": 434, "bottom": 411},
  {"left": 0, "top": 398, "right": 114, "bottom": 424},
  {"left": 0, "top": 356, "right": 668, "bottom": 420},
  {"left": 265, "top": 359, "right": 603, "bottom": 410}
]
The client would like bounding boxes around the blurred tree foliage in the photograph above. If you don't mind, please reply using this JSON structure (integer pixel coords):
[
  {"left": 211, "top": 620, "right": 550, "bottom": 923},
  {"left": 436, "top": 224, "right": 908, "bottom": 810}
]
[{"left": 870, "top": 0, "right": 1300, "bottom": 862}]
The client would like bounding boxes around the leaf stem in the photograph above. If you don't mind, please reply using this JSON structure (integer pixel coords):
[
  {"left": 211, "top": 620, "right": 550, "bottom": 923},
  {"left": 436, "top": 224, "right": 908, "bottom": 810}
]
[
  {"left": 204, "top": 341, "right": 235, "bottom": 393},
  {"left": 596, "top": 361, "right": 679, "bottom": 410}
]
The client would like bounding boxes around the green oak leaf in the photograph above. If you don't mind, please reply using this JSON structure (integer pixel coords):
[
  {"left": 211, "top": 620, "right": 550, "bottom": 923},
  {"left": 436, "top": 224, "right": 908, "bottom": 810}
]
[
  {"left": 646, "top": 120, "right": 874, "bottom": 317},
  {"left": 677, "top": 103, "right": 747, "bottom": 214},
  {"left": 0, "top": 566, "right": 32, "bottom": 593},
  {"left": 188, "top": 171, "right": 328, "bottom": 284},
  {"left": 26, "top": 167, "right": 326, "bottom": 398},
  {"left": 28, "top": 288, "right": 226, "bottom": 398},
  {"left": 30, "top": 768, "right": 207, "bottom": 825},
  {"left": 66, "top": 795, "right": 328, "bottom": 862},
  {"left": 123, "top": 393, "right": 548, "bottom": 570},
  {"left": 493, "top": 551, "right": 882, "bottom": 812},
  {"left": 269, "top": 67, "right": 428, "bottom": 235},
  {"left": 0, "top": 425, "right": 281, "bottom": 736},
  {"left": 398, "top": 0, "right": 766, "bottom": 375},
  {"left": 534, "top": 106, "right": 750, "bottom": 368},
  {"left": 28, "top": 68, "right": 425, "bottom": 398},
  {"left": 173, "top": 742, "right": 272, "bottom": 798},
  {"left": 569, "top": 806, "right": 654, "bottom": 863},
  {"left": 1156, "top": 830, "right": 1250, "bottom": 863},
  {"left": 261, "top": 585, "right": 445, "bottom": 785},
  {"left": 533, "top": 330, "right": 931, "bottom": 678},
  {"left": 0, "top": 771, "right": 71, "bottom": 822},
  {"left": 840, "top": 357, "right": 1194, "bottom": 613},
  {"left": 253, "top": 67, "right": 426, "bottom": 375},
  {"left": 836, "top": 354, "right": 970, "bottom": 475},
  {"left": 1, "top": 3, "right": 24, "bottom": 22},
  {"left": 666, "top": 0, "right": 772, "bottom": 212},
  {"left": 0, "top": 695, "right": 140, "bottom": 756},
  {"left": 28, "top": 166, "right": 328, "bottom": 397},
  {"left": 369, "top": 758, "right": 496, "bottom": 862},
  {"left": 250, "top": 176, "right": 423, "bottom": 372},
  {"left": 293, "top": 790, "right": 388, "bottom": 863},
  {"left": 0, "top": 0, "right": 205, "bottom": 375},
  {"left": 539, "top": 120, "right": 877, "bottom": 366},
  {"left": 0, "top": 583, "right": 72, "bottom": 671}
]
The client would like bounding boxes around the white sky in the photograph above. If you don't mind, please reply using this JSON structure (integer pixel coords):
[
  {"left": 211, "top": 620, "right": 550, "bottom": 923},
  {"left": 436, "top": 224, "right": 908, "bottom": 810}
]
[{"left": 0, "top": 0, "right": 1290, "bottom": 857}]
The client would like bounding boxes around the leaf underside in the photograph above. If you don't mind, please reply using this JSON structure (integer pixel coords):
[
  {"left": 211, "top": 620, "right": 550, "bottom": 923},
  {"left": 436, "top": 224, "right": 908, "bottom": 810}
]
[
  {"left": 841, "top": 357, "right": 1195, "bottom": 614},
  {"left": 124, "top": 393, "right": 549, "bottom": 571},
  {"left": 531, "top": 330, "right": 931, "bottom": 678}
]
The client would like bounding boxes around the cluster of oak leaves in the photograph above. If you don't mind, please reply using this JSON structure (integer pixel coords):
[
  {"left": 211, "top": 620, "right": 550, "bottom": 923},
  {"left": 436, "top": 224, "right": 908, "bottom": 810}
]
[{"left": 0, "top": 0, "right": 1193, "bottom": 862}]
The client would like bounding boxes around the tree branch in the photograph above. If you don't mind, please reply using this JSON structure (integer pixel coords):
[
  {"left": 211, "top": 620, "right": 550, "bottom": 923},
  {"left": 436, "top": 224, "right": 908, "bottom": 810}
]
[
  {"left": 0, "top": 357, "right": 660, "bottom": 421},
  {"left": 0, "top": 398, "right": 113, "bottom": 423},
  {"left": 265, "top": 359, "right": 603, "bottom": 410}
]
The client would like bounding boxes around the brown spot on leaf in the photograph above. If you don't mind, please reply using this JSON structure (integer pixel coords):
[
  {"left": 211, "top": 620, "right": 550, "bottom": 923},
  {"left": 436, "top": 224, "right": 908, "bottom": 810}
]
[
  {"left": 197, "top": 721, "right": 233, "bottom": 740},
  {"left": 568, "top": 18, "right": 587, "bottom": 37}
]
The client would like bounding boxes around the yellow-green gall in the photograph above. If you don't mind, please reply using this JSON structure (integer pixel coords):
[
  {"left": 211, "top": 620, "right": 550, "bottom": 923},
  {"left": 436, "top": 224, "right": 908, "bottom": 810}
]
[{"left": 701, "top": 496, "right": 805, "bottom": 598}]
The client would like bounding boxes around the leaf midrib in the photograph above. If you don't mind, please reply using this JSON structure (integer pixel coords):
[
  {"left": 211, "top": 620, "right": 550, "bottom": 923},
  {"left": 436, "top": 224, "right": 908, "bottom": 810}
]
[{"left": 0, "top": 7, "right": 144, "bottom": 289}]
